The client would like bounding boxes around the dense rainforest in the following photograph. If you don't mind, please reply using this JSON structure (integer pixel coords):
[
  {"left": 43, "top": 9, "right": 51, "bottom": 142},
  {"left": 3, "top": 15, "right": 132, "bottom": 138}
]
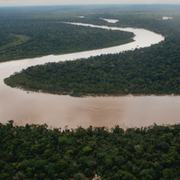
[
  {"left": 1, "top": 121, "right": 180, "bottom": 180},
  {"left": 0, "top": 6, "right": 135, "bottom": 62},
  {"left": 4, "top": 5, "right": 180, "bottom": 96}
]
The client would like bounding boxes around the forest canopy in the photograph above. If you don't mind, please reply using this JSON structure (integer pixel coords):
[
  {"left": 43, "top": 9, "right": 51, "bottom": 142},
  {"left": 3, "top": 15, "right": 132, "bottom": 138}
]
[{"left": 1, "top": 121, "right": 180, "bottom": 180}]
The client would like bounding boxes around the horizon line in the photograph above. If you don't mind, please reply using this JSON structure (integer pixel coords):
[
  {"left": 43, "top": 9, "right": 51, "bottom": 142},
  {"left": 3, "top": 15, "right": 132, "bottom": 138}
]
[{"left": 1, "top": 3, "right": 180, "bottom": 7}]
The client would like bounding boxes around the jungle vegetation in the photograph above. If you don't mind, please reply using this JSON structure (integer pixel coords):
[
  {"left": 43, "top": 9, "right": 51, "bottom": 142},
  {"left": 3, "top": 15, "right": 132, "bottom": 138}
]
[
  {"left": 1, "top": 120, "right": 180, "bottom": 180},
  {"left": 4, "top": 5, "right": 180, "bottom": 96}
]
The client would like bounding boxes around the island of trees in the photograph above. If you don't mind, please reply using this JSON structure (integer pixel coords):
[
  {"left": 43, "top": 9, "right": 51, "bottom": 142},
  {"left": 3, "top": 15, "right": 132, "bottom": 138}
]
[{"left": 5, "top": 40, "right": 180, "bottom": 96}]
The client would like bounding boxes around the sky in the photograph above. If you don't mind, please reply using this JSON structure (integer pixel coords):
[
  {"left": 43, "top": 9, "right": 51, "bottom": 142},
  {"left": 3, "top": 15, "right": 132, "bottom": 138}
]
[{"left": 0, "top": 0, "right": 180, "bottom": 7}]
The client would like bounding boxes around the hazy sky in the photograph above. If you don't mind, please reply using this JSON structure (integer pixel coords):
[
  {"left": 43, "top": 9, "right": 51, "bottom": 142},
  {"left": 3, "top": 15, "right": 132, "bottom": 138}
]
[{"left": 0, "top": 0, "right": 180, "bottom": 7}]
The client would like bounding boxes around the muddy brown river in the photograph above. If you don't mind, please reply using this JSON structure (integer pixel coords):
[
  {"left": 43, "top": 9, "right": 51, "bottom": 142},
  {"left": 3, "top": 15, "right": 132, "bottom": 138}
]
[{"left": 1, "top": 22, "right": 179, "bottom": 130}]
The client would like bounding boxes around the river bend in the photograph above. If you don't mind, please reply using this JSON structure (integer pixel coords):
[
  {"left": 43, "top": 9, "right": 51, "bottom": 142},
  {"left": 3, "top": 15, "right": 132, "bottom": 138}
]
[{"left": 1, "top": 22, "right": 178, "bottom": 129}]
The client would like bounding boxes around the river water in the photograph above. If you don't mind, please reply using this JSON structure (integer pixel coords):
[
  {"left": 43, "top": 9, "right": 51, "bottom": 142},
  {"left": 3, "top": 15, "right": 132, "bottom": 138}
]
[{"left": 1, "top": 22, "right": 179, "bottom": 129}]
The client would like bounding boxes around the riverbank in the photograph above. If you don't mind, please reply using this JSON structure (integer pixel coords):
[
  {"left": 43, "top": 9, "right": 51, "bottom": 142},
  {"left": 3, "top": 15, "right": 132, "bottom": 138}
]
[{"left": 4, "top": 84, "right": 179, "bottom": 98}]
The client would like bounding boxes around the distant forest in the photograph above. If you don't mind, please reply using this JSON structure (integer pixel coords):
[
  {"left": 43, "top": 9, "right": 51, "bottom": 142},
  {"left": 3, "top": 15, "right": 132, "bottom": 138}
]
[
  {"left": 4, "top": 5, "right": 180, "bottom": 96},
  {"left": 0, "top": 6, "right": 134, "bottom": 62}
]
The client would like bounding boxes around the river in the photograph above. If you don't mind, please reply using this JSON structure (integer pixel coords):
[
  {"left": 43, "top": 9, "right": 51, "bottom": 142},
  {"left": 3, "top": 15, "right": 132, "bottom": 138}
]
[{"left": 1, "top": 22, "right": 179, "bottom": 130}]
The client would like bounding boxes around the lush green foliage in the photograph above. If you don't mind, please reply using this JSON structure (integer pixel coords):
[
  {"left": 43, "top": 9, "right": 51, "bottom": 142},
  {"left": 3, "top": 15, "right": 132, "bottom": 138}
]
[
  {"left": 1, "top": 121, "right": 180, "bottom": 179},
  {"left": 4, "top": 5, "right": 180, "bottom": 96}
]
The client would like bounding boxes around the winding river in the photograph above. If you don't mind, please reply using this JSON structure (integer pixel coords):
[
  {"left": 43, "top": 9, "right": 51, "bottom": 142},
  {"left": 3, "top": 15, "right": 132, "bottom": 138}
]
[{"left": 1, "top": 22, "right": 180, "bottom": 129}]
